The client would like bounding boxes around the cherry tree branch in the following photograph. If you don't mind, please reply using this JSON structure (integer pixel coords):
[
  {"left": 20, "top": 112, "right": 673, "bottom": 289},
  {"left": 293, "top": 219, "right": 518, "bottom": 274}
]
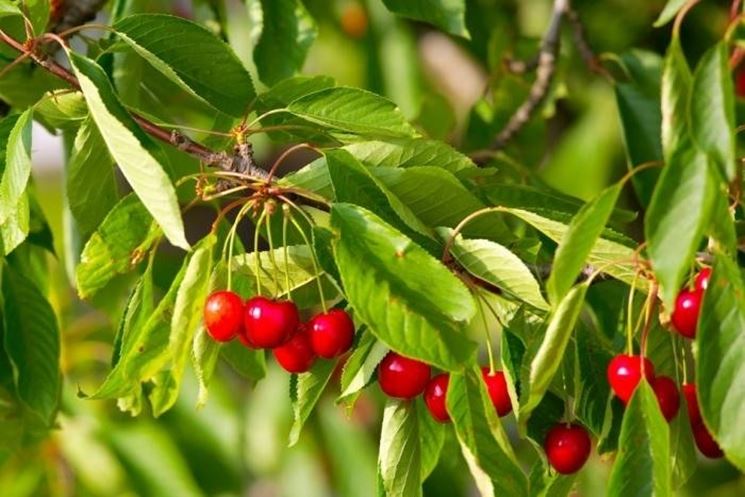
[
  {"left": 491, "top": 0, "right": 568, "bottom": 150},
  {"left": 0, "top": 29, "right": 269, "bottom": 179}
]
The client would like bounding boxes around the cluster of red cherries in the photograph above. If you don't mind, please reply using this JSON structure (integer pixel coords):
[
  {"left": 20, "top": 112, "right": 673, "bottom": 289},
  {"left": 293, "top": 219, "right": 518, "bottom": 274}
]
[
  {"left": 374, "top": 352, "right": 591, "bottom": 474},
  {"left": 203, "top": 291, "right": 355, "bottom": 373},
  {"left": 606, "top": 267, "right": 723, "bottom": 458}
]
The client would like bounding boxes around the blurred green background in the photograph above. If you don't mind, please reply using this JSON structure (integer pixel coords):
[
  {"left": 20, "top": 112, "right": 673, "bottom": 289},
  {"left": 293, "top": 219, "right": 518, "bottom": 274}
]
[{"left": 3, "top": 0, "right": 745, "bottom": 496}]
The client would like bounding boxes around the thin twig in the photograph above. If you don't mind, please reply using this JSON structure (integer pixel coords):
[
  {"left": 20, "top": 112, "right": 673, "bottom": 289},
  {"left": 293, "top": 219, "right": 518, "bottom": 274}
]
[
  {"left": 492, "top": 0, "right": 569, "bottom": 150},
  {"left": 565, "top": 7, "right": 611, "bottom": 79},
  {"left": 0, "top": 29, "right": 269, "bottom": 180}
]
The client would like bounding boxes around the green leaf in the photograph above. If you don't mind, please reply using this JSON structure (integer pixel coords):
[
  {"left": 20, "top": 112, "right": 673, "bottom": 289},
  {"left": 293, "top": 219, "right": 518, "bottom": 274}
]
[
  {"left": 330, "top": 203, "right": 476, "bottom": 371},
  {"left": 373, "top": 167, "right": 511, "bottom": 241},
  {"left": 24, "top": 0, "right": 49, "bottom": 35},
  {"left": 91, "top": 259, "right": 188, "bottom": 400},
  {"left": 34, "top": 91, "right": 88, "bottom": 130},
  {"left": 498, "top": 208, "right": 640, "bottom": 288},
  {"left": 574, "top": 323, "right": 613, "bottom": 436},
  {"left": 151, "top": 235, "right": 217, "bottom": 415},
  {"left": 66, "top": 117, "right": 119, "bottom": 237},
  {"left": 660, "top": 37, "right": 692, "bottom": 163},
  {"left": 654, "top": 0, "right": 688, "bottom": 27},
  {"left": 257, "top": 75, "right": 335, "bottom": 111},
  {"left": 381, "top": 0, "right": 469, "bottom": 38},
  {"left": 439, "top": 228, "right": 548, "bottom": 311},
  {"left": 0, "top": 109, "right": 32, "bottom": 235},
  {"left": 114, "top": 14, "right": 255, "bottom": 116},
  {"left": 378, "top": 399, "right": 422, "bottom": 497},
  {"left": 326, "top": 149, "right": 432, "bottom": 239},
  {"left": 287, "top": 87, "right": 418, "bottom": 138},
  {"left": 547, "top": 184, "right": 622, "bottom": 305},
  {"left": 695, "top": 253, "right": 745, "bottom": 470},
  {"left": 339, "top": 331, "right": 388, "bottom": 400},
  {"left": 645, "top": 147, "right": 717, "bottom": 308},
  {"left": 520, "top": 283, "right": 588, "bottom": 422},
  {"left": 67, "top": 51, "right": 189, "bottom": 250},
  {"left": 1, "top": 261, "right": 60, "bottom": 425},
  {"left": 289, "top": 358, "right": 336, "bottom": 447},
  {"left": 528, "top": 461, "right": 576, "bottom": 497},
  {"left": 75, "top": 194, "right": 155, "bottom": 299},
  {"left": 416, "top": 399, "right": 444, "bottom": 481},
  {"left": 690, "top": 43, "right": 736, "bottom": 180},
  {"left": 221, "top": 340, "right": 266, "bottom": 381},
  {"left": 607, "top": 381, "right": 671, "bottom": 497},
  {"left": 447, "top": 367, "right": 528, "bottom": 496},
  {"left": 344, "top": 139, "right": 475, "bottom": 173},
  {"left": 191, "top": 327, "right": 220, "bottom": 408},
  {"left": 253, "top": 0, "right": 317, "bottom": 85}
]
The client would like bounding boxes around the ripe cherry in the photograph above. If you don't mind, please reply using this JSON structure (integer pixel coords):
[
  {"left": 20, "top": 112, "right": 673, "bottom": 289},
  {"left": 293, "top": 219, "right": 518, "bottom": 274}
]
[
  {"left": 692, "top": 422, "right": 724, "bottom": 459},
  {"left": 273, "top": 326, "right": 316, "bottom": 373},
  {"left": 607, "top": 354, "right": 655, "bottom": 404},
  {"left": 203, "top": 290, "right": 244, "bottom": 342},
  {"left": 682, "top": 383, "right": 702, "bottom": 425},
  {"left": 242, "top": 296, "right": 299, "bottom": 349},
  {"left": 670, "top": 289, "right": 702, "bottom": 339},
  {"left": 481, "top": 368, "right": 512, "bottom": 417},
  {"left": 694, "top": 268, "right": 712, "bottom": 291},
  {"left": 544, "top": 423, "right": 592, "bottom": 475},
  {"left": 424, "top": 374, "right": 450, "bottom": 423},
  {"left": 377, "top": 352, "right": 431, "bottom": 399},
  {"left": 308, "top": 308, "right": 355, "bottom": 359},
  {"left": 651, "top": 376, "right": 680, "bottom": 422}
]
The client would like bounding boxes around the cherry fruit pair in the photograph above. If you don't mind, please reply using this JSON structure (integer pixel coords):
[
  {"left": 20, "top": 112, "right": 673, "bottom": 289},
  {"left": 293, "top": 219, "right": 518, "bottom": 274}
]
[
  {"left": 670, "top": 267, "right": 710, "bottom": 339},
  {"left": 377, "top": 353, "right": 512, "bottom": 422},
  {"left": 606, "top": 354, "right": 680, "bottom": 422},
  {"left": 203, "top": 291, "right": 354, "bottom": 373}
]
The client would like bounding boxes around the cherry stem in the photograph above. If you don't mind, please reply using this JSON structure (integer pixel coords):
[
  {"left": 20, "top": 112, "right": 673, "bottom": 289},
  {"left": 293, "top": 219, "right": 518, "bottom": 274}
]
[
  {"left": 265, "top": 143, "right": 323, "bottom": 183},
  {"left": 225, "top": 200, "right": 255, "bottom": 291},
  {"left": 474, "top": 293, "right": 497, "bottom": 375},
  {"left": 626, "top": 270, "right": 639, "bottom": 354},
  {"left": 282, "top": 205, "right": 292, "bottom": 301},
  {"left": 639, "top": 282, "right": 659, "bottom": 370},
  {"left": 245, "top": 109, "right": 289, "bottom": 132},
  {"left": 264, "top": 208, "right": 282, "bottom": 299},
  {"left": 287, "top": 212, "right": 327, "bottom": 313},
  {"left": 211, "top": 198, "right": 248, "bottom": 234},
  {"left": 253, "top": 208, "right": 267, "bottom": 296},
  {"left": 442, "top": 207, "right": 501, "bottom": 263}
]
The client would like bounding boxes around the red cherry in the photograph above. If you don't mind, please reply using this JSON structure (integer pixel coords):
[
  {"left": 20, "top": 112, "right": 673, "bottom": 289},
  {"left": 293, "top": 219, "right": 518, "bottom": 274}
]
[
  {"left": 692, "top": 422, "right": 724, "bottom": 459},
  {"left": 682, "top": 383, "right": 702, "bottom": 425},
  {"left": 242, "top": 296, "right": 299, "bottom": 349},
  {"left": 203, "top": 291, "right": 244, "bottom": 342},
  {"left": 694, "top": 268, "right": 712, "bottom": 291},
  {"left": 607, "top": 354, "right": 655, "bottom": 404},
  {"left": 481, "top": 368, "right": 512, "bottom": 417},
  {"left": 544, "top": 423, "right": 592, "bottom": 474},
  {"left": 273, "top": 326, "right": 316, "bottom": 373},
  {"left": 737, "top": 69, "right": 745, "bottom": 98},
  {"left": 424, "top": 374, "right": 450, "bottom": 423},
  {"left": 651, "top": 376, "right": 680, "bottom": 422},
  {"left": 670, "top": 289, "right": 702, "bottom": 339},
  {"left": 377, "top": 352, "right": 431, "bottom": 399},
  {"left": 308, "top": 308, "right": 355, "bottom": 359}
]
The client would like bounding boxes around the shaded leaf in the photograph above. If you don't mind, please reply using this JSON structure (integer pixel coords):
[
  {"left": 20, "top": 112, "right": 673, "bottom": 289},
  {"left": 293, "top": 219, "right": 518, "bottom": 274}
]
[
  {"left": 66, "top": 117, "right": 118, "bottom": 237},
  {"left": 378, "top": 399, "right": 422, "bottom": 497},
  {"left": 114, "top": 14, "right": 255, "bottom": 116},
  {"left": 330, "top": 203, "right": 476, "bottom": 371},
  {"left": 287, "top": 87, "right": 418, "bottom": 138},
  {"left": 696, "top": 253, "right": 745, "bottom": 470},
  {"left": 254, "top": 0, "right": 317, "bottom": 85},
  {"left": 289, "top": 359, "right": 336, "bottom": 446},
  {"left": 607, "top": 381, "right": 671, "bottom": 497},
  {"left": 382, "top": 0, "right": 469, "bottom": 38},
  {"left": 67, "top": 51, "right": 189, "bottom": 249}
]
